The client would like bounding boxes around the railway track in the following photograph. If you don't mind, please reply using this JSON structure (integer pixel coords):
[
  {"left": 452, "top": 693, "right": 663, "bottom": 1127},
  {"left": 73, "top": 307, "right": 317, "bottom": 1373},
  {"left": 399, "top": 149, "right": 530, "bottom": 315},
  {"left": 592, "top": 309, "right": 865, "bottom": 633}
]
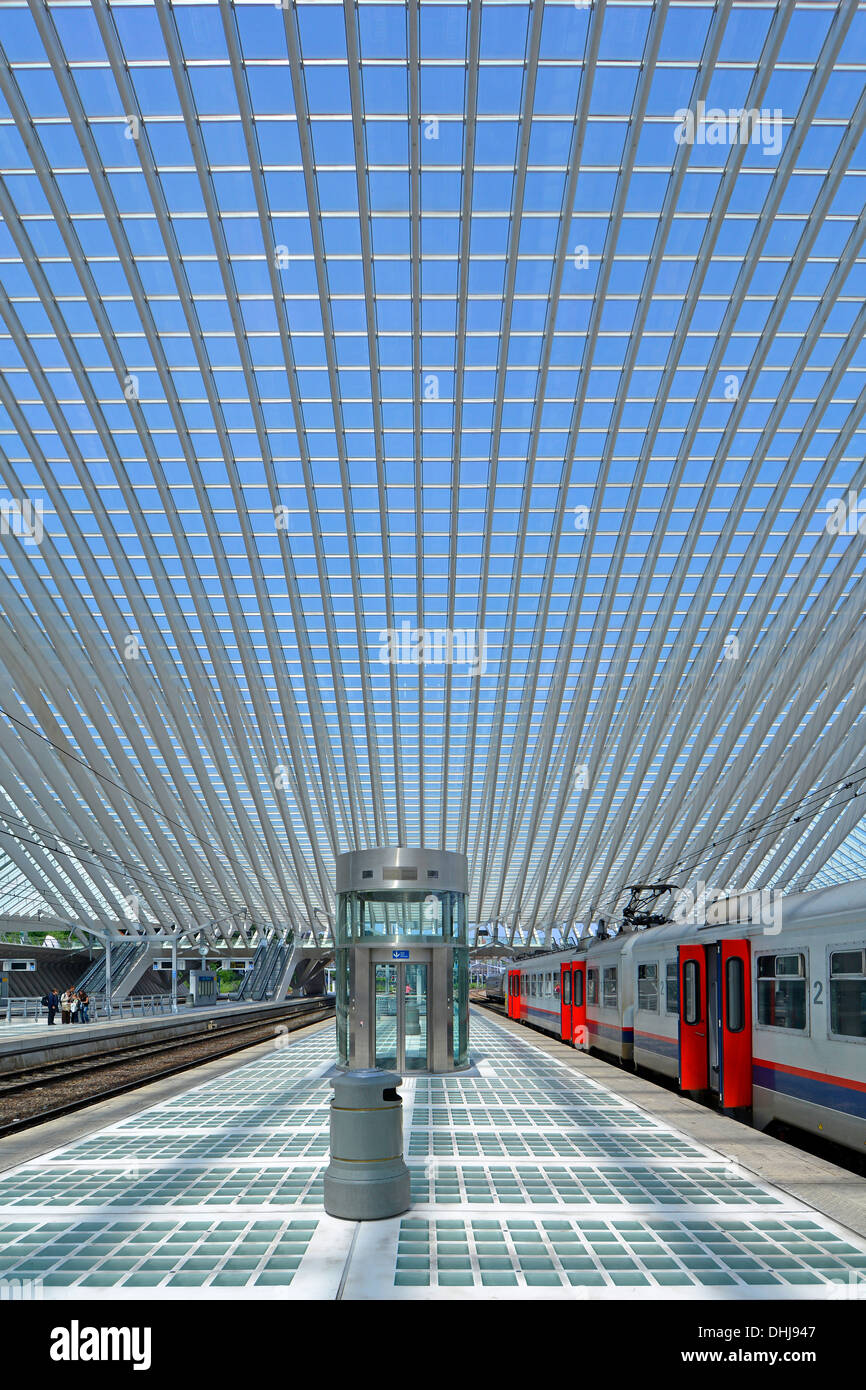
[
  {"left": 0, "top": 999, "right": 334, "bottom": 1139},
  {"left": 471, "top": 996, "right": 505, "bottom": 1016}
]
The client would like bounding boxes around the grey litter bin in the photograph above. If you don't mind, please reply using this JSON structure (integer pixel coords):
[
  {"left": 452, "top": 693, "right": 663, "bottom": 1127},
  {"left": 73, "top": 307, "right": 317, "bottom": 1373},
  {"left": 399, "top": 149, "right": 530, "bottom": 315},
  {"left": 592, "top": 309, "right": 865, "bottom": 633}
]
[{"left": 323, "top": 1068, "right": 411, "bottom": 1221}]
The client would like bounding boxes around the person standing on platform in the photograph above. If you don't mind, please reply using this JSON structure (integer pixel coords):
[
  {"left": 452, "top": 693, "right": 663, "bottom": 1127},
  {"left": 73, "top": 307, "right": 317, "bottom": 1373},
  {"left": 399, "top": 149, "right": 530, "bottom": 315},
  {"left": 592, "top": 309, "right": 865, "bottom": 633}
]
[
  {"left": 78, "top": 990, "right": 89, "bottom": 1024},
  {"left": 44, "top": 987, "right": 59, "bottom": 1025},
  {"left": 69, "top": 990, "right": 79, "bottom": 1024},
  {"left": 60, "top": 988, "right": 72, "bottom": 1024}
]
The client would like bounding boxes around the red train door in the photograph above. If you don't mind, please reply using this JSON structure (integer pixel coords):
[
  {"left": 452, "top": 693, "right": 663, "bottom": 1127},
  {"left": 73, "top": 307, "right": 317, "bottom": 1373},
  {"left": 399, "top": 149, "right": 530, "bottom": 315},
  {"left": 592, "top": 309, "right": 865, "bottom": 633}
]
[
  {"left": 678, "top": 944, "right": 708, "bottom": 1092},
  {"left": 572, "top": 962, "right": 587, "bottom": 1047},
  {"left": 720, "top": 939, "right": 752, "bottom": 1109},
  {"left": 507, "top": 970, "right": 518, "bottom": 1019},
  {"left": 560, "top": 963, "right": 572, "bottom": 1041}
]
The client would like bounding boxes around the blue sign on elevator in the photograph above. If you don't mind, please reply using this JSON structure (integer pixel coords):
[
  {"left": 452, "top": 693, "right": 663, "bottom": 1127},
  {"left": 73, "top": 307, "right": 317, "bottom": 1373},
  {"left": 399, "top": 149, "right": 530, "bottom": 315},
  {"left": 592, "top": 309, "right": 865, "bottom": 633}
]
[{"left": 392, "top": 950, "right": 409, "bottom": 960}]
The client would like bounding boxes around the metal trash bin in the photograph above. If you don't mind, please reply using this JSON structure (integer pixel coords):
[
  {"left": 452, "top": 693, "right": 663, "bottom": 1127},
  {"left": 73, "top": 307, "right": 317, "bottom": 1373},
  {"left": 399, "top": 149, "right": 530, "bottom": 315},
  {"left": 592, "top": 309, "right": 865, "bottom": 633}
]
[{"left": 323, "top": 1068, "right": 411, "bottom": 1220}]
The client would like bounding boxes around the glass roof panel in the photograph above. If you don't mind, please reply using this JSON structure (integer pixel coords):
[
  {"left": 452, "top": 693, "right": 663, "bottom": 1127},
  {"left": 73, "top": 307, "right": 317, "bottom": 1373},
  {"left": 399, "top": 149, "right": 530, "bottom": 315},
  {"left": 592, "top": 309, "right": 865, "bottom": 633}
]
[{"left": 0, "top": 0, "right": 861, "bottom": 945}]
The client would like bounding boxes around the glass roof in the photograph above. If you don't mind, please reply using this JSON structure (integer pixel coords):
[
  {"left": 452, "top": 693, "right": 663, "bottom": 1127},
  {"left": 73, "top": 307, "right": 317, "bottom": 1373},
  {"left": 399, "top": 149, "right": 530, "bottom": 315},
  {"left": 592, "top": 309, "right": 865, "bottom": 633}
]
[{"left": 0, "top": 0, "right": 864, "bottom": 945}]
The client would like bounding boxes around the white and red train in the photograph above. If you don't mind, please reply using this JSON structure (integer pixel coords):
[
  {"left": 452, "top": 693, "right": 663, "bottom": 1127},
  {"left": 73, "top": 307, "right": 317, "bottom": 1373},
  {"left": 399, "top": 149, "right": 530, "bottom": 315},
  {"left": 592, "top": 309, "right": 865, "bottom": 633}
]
[{"left": 485, "top": 879, "right": 866, "bottom": 1156}]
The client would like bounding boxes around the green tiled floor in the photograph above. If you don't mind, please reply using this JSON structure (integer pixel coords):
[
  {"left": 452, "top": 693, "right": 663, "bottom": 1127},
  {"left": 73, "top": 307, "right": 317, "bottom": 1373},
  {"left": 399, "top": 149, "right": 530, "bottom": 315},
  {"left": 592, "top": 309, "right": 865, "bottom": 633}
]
[
  {"left": 0, "top": 1012, "right": 865, "bottom": 1298},
  {"left": 0, "top": 1216, "right": 317, "bottom": 1288},
  {"left": 391, "top": 1214, "right": 866, "bottom": 1290}
]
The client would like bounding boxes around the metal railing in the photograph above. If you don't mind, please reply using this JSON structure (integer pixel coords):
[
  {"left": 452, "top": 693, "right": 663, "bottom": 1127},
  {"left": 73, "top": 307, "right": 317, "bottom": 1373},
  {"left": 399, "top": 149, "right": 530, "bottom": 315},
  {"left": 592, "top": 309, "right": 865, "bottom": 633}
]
[
  {"left": 90, "top": 993, "right": 176, "bottom": 1019},
  {"left": 0, "top": 991, "right": 177, "bottom": 1026}
]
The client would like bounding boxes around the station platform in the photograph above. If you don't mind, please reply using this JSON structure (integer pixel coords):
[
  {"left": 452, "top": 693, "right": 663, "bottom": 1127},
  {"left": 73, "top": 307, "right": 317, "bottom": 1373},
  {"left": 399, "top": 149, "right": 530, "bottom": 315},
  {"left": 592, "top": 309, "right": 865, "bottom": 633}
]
[
  {"left": 0, "top": 1009, "right": 864, "bottom": 1300},
  {"left": 0, "top": 1010, "right": 179, "bottom": 1045},
  {"left": 0, "top": 999, "right": 323, "bottom": 1077}
]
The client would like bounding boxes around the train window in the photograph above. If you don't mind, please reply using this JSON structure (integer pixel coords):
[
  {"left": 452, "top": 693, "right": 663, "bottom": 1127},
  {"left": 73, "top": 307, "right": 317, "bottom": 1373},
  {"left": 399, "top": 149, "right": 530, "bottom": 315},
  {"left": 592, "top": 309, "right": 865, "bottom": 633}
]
[
  {"left": 563, "top": 971, "right": 571, "bottom": 1006},
  {"left": 545, "top": 973, "right": 551, "bottom": 997},
  {"left": 665, "top": 960, "right": 679, "bottom": 1014},
  {"left": 725, "top": 957, "right": 745, "bottom": 1033},
  {"left": 829, "top": 950, "right": 866, "bottom": 1040},
  {"left": 831, "top": 949, "right": 865, "bottom": 976},
  {"left": 757, "top": 953, "right": 807, "bottom": 1031},
  {"left": 587, "top": 969, "right": 598, "bottom": 1005},
  {"left": 574, "top": 969, "right": 584, "bottom": 1007},
  {"left": 683, "top": 960, "right": 700, "bottom": 1025},
  {"left": 603, "top": 967, "right": 618, "bottom": 1009},
  {"left": 637, "top": 962, "right": 658, "bottom": 1012}
]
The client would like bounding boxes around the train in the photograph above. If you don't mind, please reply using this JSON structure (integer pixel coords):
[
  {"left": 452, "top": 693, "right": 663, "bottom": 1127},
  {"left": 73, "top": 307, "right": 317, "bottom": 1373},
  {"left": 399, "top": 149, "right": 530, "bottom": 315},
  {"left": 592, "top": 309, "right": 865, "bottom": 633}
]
[{"left": 484, "top": 878, "right": 866, "bottom": 1156}]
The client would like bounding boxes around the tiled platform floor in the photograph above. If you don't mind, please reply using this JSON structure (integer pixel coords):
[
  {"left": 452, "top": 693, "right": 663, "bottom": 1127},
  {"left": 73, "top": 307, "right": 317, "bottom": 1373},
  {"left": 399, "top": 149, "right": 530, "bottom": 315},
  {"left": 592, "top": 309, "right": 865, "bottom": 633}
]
[{"left": 1, "top": 1011, "right": 865, "bottom": 1299}]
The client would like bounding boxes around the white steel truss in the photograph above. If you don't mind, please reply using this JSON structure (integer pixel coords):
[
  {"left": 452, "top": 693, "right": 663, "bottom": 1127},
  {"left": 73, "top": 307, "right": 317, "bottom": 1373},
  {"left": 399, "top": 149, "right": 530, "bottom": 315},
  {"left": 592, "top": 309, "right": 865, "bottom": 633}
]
[{"left": 0, "top": 0, "right": 862, "bottom": 949}]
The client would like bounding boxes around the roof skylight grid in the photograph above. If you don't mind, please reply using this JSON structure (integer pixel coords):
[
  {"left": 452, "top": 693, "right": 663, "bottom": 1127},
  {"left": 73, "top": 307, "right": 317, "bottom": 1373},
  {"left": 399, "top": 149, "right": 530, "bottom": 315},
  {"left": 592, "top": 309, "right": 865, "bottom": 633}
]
[{"left": 0, "top": 0, "right": 860, "bottom": 947}]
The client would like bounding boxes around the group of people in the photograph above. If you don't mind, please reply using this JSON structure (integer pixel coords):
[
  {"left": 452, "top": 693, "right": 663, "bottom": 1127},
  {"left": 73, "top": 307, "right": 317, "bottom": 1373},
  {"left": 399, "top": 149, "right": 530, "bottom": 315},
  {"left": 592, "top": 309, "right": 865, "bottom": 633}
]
[{"left": 41, "top": 988, "right": 90, "bottom": 1025}]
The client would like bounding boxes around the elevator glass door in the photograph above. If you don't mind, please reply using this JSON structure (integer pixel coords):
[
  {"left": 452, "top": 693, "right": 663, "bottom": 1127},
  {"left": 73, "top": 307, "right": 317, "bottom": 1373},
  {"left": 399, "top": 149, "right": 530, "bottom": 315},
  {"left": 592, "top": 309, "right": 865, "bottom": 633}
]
[
  {"left": 403, "top": 963, "right": 428, "bottom": 1072},
  {"left": 374, "top": 960, "right": 429, "bottom": 1072},
  {"left": 374, "top": 963, "right": 398, "bottom": 1070}
]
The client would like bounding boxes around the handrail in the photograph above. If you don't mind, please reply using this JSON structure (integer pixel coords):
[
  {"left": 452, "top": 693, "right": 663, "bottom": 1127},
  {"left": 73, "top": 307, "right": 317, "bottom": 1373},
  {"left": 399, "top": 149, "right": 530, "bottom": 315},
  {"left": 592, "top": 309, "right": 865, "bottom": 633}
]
[
  {"left": 235, "top": 936, "right": 270, "bottom": 1001},
  {"left": 232, "top": 932, "right": 293, "bottom": 1003},
  {"left": 0, "top": 990, "right": 177, "bottom": 1026},
  {"left": 74, "top": 942, "right": 150, "bottom": 999}
]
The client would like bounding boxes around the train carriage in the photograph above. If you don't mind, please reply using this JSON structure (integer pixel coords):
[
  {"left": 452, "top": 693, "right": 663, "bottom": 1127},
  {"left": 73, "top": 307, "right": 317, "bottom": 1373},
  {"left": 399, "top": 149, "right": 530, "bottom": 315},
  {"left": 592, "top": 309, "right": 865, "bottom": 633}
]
[
  {"left": 480, "top": 879, "right": 866, "bottom": 1157},
  {"left": 583, "top": 935, "right": 635, "bottom": 1063}
]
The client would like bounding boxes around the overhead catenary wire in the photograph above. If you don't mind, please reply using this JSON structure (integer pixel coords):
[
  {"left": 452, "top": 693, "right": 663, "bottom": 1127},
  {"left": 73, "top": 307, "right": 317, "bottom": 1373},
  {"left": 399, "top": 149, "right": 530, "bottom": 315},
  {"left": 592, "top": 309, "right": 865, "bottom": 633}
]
[{"left": 595, "top": 762, "right": 866, "bottom": 919}]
